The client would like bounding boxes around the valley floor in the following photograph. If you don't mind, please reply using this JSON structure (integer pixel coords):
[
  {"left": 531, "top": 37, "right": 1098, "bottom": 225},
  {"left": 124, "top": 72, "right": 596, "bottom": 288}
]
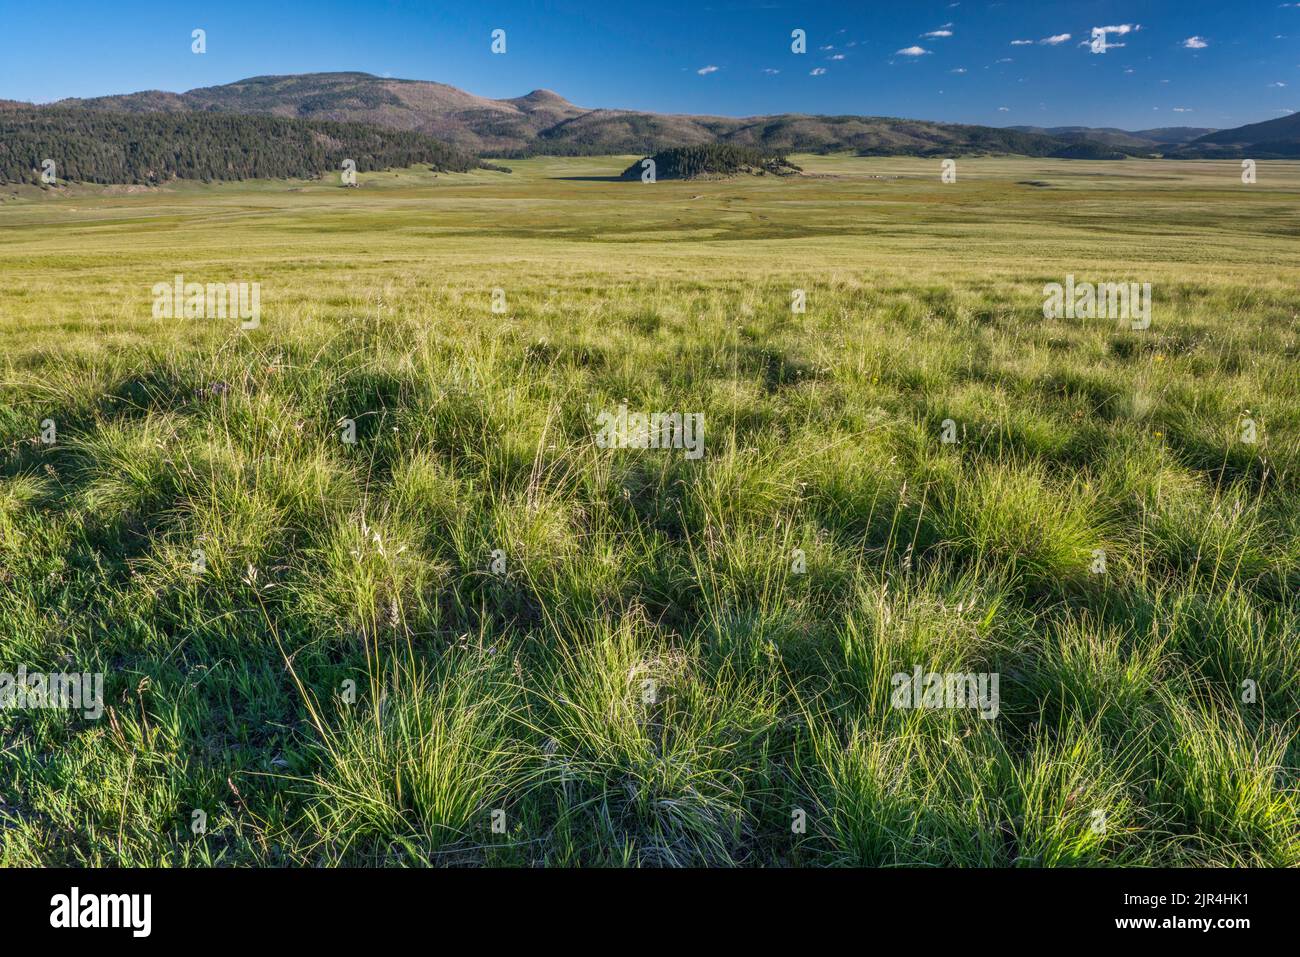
[{"left": 1, "top": 155, "right": 1298, "bottom": 865}]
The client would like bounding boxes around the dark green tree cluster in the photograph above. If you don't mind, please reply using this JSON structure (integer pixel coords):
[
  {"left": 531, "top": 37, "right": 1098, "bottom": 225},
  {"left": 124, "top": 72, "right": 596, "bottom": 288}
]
[
  {"left": 1047, "top": 140, "right": 1131, "bottom": 160},
  {"left": 0, "top": 107, "right": 480, "bottom": 185},
  {"left": 851, "top": 124, "right": 1129, "bottom": 158},
  {"left": 621, "top": 144, "right": 800, "bottom": 179}
]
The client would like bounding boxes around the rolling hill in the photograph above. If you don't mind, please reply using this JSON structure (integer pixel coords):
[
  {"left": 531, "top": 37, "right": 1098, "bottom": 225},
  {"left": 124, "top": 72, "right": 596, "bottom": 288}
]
[
  {"left": 30, "top": 72, "right": 1298, "bottom": 162},
  {"left": 56, "top": 73, "right": 593, "bottom": 155},
  {"left": 1170, "top": 112, "right": 1300, "bottom": 158},
  {"left": 1009, "top": 126, "right": 1216, "bottom": 152},
  {"left": 48, "top": 71, "right": 1112, "bottom": 159}
]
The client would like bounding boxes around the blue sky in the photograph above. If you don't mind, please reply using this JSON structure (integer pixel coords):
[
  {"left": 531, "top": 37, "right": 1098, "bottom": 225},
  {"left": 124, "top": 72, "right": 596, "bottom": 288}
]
[{"left": 1, "top": 1, "right": 1295, "bottom": 130}]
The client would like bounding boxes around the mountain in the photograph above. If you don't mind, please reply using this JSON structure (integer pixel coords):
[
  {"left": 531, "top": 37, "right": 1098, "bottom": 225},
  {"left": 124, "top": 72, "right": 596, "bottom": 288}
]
[
  {"left": 56, "top": 72, "right": 589, "bottom": 155},
  {"left": 1008, "top": 126, "right": 1216, "bottom": 152},
  {"left": 40, "top": 71, "right": 1291, "bottom": 163},
  {"left": 48, "top": 71, "right": 1112, "bottom": 159},
  {"left": 1132, "top": 127, "right": 1222, "bottom": 146},
  {"left": 1010, "top": 117, "right": 1300, "bottom": 159},
  {"left": 1171, "top": 112, "right": 1300, "bottom": 158}
]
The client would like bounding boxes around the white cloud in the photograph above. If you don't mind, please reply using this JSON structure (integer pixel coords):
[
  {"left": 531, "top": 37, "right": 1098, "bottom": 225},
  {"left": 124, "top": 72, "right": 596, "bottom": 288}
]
[
  {"left": 762, "top": 68, "right": 780, "bottom": 74},
  {"left": 1041, "top": 34, "right": 1072, "bottom": 45},
  {"left": 896, "top": 46, "right": 932, "bottom": 56},
  {"left": 1011, "top": 39, "right": 1034, "bottom": 45},
  {"left": 1182, "top": 36, "right": 1208, "bottom": 49},
  {"left": 995, "top": 57, "right": 1013, "bottom": 63},
  {"left": 1173, "top": 107, "right": 1193, "bottom": 112},
  {"left": 697, "top": 65, "right": 719, "bottom": 75},
  {"left": 923, "top": 30, "right": 954, "bottom": 38},
  {"left": 1270, "top": 80, "right": 1288, "bottom": 86},
  {"left": 998, "top": 106, "right": 1010, "bottom": 112},
  {"left": 1085, "top": 24, "right": 1140, "bottom": 51},
  {"left": 950, "top": 67, "right": 968, "bottom": 73},
  {"left": 828, "top": 54, "right": 846, "bottom": 60},
  {"left": 810, "top": 67, "right": 827, "bottom": 76}
]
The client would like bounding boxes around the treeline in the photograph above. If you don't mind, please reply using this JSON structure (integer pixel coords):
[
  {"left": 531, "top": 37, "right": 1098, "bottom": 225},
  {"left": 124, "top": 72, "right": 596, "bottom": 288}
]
[
  {"left": 0, "top": 108, "right": 480, "bottom": 185},
  {"left": 1168, "top": 141, "right": 1300, "bottom": 160},
  {"left": 1048, "top": 140, "right": 1131, "bottom": 160},
  {"left": 852, "top": 124, "right": 1134, "bottom": 159},
  {"left": 621, "top": 145, "right": 801, "bottom": 180}
]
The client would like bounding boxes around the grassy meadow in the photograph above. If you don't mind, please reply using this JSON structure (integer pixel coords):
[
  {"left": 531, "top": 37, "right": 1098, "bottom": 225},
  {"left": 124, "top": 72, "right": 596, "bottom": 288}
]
[{"left": 1, "top": 154, "right": 1298, "bottom": 866}]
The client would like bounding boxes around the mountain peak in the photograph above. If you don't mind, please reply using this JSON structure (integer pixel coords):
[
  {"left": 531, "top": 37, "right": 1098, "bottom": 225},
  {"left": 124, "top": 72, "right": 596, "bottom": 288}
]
[{"left": 509, "top": 88, "right": 578, "bottom": 109}]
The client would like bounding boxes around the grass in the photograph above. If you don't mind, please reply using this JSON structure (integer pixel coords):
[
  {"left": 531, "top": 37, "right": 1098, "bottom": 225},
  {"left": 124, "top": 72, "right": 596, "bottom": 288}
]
[{"left": 1, "top": 154, "right": 1297, "bottom": 866}]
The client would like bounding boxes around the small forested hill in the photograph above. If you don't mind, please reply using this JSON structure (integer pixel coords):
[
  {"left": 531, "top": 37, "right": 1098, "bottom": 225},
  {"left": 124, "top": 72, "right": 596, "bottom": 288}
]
[
  {"left": 0, "top": 107, "right": 480, "bottom": 185},
  {"left": 622, "top": 145, "right": 801, "bottom": 180}
]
